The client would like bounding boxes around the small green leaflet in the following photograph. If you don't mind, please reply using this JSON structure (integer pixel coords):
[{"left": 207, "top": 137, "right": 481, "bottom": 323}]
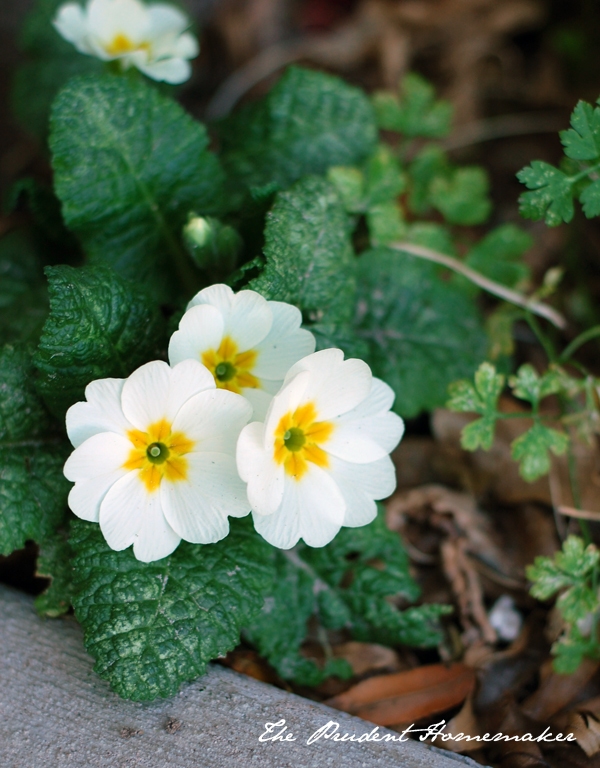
[
  {"left": 219, "top": 66, "right": 377, "bottom": 195},
  {"left": 34, "top": 265, "right": 166, "bottom": 417},
  {"left": 70, "top": 519, "right": 274, "bottom": 701},
  {"left": 517, "top": 161, "right": 575, "bottom": 226},
  {"left": 50, "top": 75, "right": 226, "bottom": 299},
  {"left": 429, "top": 167, "right": 492, "bottom": 226},
  {"left": 251, "top": 176, "right": 356, "bottom": 324},
  {"left": 511, "top": 423, "right": 568, "bottom": 481},
  {"left": 561, "top": 100, "right": 600, "bottom": 160},
  {"left": 508, "top": 364, "right": 562, "bottom": 407},
  {"left": 245, "top": 508, "right": 449, "bottom": 685},
  {"left": 355, "top": 248, "right": 487, "bottom": 418},
  {"left": 0, "top": 344, "right": 69, "bottom": 556},
  {"left": 372, "top": 73, "right": 453, "bottom": 139},
  {"left": 527, "top": 536, "right": 600, "bottom": 674},
  {"left": 447, "top": 362, "right": 505, "bottom": 451},
  {"left": 35, "top": 529, "right": 74, "bottom": 617}
]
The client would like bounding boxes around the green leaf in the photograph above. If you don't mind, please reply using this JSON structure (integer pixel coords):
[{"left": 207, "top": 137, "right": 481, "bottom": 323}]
[
  {"left": 557, "top": 583, "right": 598, "bottom": 624},
  {"left": 580, "top": 178, "right": 600, "bottom": 218},
  {"left": 561, "top": 100, "right": 600, "bottom": 161},
  {"left": 364, "top": 145, "right": 407, "bottom": 206},
  {"left": 35, "top": 529, "right": 74, "bottom": 617},
  {"left": 552, "top": 629, "right": 600, "bottom": 675},
  {"left": 517, "top": 161, "right": 575, "bottom": 226},
  {"left": 459, "top": 417, "right": 497, "bottom": 452},
  {"left": 407, "top": 145, "right": 450, "bottom": 215},
  {"left": 372, "top": 73, "right": 453, "bottom": 139},
  {"left": 243, "top": 550, "right": 352, "bottom": 686},
  {"left": 33, "top": 265, "right": 166, "bottom": 417},
  {"left": 367, "top": 202, "right": 407, "bottom": 246},
  {"left": 219, "top": 66, "right": 377, "bottom": 195},
  {"left": 70, "top": 518, "right": 274, "bottom": 701},
  {"left": 459, "top": 224, "right": 532, "bottom": 297},
  {"left": 527, "top": 536, "right": 599, "bottom": 600},
  {"left": 251, "top": 176, "right": 356, "bottom": 324},
  {"left": 0, "top": 230, "right": 49, "bottom": 345},
  {"left": 429, "top": 167, "right": 492, "bottom": 225},
  {"left": 245, "top": 508, "right": 449, "bottom": 684},
  {"left": 50, "top": 75, "right": 226, "bottom": 299},
  {"left": 355, "top": 248, "right": 487, "bottom": 417},
  {"left": 447, "top": 362, "right": 505, "bottom": 415},
  {"left": 508, "top": 363, "right": 562, "bottom": 406},
  {"left": 0, "top": 343, "right": 69, "bottom": 556},
  {"left": 310, "top": 323, "right": 370, "bottom": 362},
  {"left": 11, "top": 0, "right": 102, "bottom": 139},
  {"left": 510, "top": 423, "right": 569, "bottom": 481},
  {"left": 327, "top": 166, "right": 365, "bottom": 212}
]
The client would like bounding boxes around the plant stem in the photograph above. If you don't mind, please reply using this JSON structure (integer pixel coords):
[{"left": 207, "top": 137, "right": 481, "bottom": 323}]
[
  {"left": 560, "top": 325, "right": 600, "bottom": 362},
  {"left": 390, "top": 242, "right": 567, "bottom": 330}
]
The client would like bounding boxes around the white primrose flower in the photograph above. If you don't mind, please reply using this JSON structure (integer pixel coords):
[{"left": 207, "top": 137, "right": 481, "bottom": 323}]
[
  {"left": 168, "top": 284, "right": 316, "bottom": 421},
  {"left": 53, "top": 0, "right": 199, "bottom": 84},
  {"left": 63, "top": 359, "right": 252, "bottom": 562},
  {"left": 236, "top": 349, "right": 405, "bottom": 549}
]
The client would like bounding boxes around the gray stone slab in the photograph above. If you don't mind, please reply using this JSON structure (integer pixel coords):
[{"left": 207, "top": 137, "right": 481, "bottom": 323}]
[{"left": 0, "top": 585, "right": 480, "bottom": 768}]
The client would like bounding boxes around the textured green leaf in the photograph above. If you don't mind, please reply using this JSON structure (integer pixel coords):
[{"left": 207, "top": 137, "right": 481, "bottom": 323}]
[
  {"left": 511, "top": 423, "right": 569, "bottom": 481},
  {"left": 561, "top": 100, "right": 600, "bottom": 161},
  {"left": 460, "top": 417, "right": 497, "bottom": 452},
  {"left": 372, "top": 73, "right": 453, "bottom": 139},
  {"left": 34, "top": 265, "right": 166, "bottom": 417},
  {"left": 243, "top": 550, "right": 352, "bottom": 686},
  {"left": 429, "top": 167, "right": 492, "bottom": 225},
  {"left": 245, "top": 508, "right": 449, "bottom": 684},
  {"left": 552, "top": 629, "right": 600, "bottom": 675},
  {"left": 557, "top": 583, "right": 598, "bottom": 624},
  {"left": 448, "top": 362, "right": 505, "bottom": 415},
  {"left": 355, "top": 248, "right": 487, "bottom": 417},
  {"left": 0, "top": 343, "right": 69, "bottom": 556},
  {"left": 407, "top": 145, "right": 451, "bottom": 215},
  {"left": 50, "top": 75, "right": 226, "bottom": 299},
  {"left": 70, "top": 518, "right": 274, "bottom": 701},
  {"left": 367, "top": 202, "right": 407, "bottom": 246},
  {"left": 35, "top": 529, "right": 74, "bottom": 617},
  {"left": 459, "top": 224, "right": 532, "bottom": 297},
  {"left": 0, "top": 230, "right": 49, "bottom": 345},
  {"left": 251, "top": 176, "right": 356, "bottom": 324},
  {"left": 311, "top": 323, "right": 370, "bottom": 361},
  {"left": 11, "top": 0, "right": 101, "bottom": 139},
  {"left": 219, "top": 66, "right": 377, "bottom": 194},
  {"left": 364, "top": 145, "right": 407, "bottom": 205},
  {"left": 517, "top": 161, "right": 575, "bottom": 226},
  {"left": 327, "top": 166, "right": 365, "bottom": 212}
]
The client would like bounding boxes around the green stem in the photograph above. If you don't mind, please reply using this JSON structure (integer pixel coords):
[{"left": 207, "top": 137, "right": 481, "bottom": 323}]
[
  {"left": 525, "top": 311, "right": 558, "bottom": 363},
  {"left": 560, "top": 325, "right": 600, "bottom": 362},
  {"left": 571, "top": 160, "right": 600, "bottom": 184}
]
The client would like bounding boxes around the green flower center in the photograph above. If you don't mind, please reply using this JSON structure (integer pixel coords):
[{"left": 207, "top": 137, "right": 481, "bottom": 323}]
[
  {"left": 146, "top": 442, "right": 170, "bottom": 464},
  {"left": 215, "top": 361, "right": 236, "bottom": 382},
  {"left": 283, "top": 427, "right": 306, "bottom": 452}
]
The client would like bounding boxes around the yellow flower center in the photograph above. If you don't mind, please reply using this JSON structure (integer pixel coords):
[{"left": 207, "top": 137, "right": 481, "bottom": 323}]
[
  {"left": 273, "top": 402, "right": 334, "bottom": 481},
  {"left": 123, "top": 418, "right": 195, "bottom": 493},
  {"left": 105, "top": 33, "right": 150, "bottom": 56},
  {"left": 202, "top": 336, "right": 259, "bottom": 394}
]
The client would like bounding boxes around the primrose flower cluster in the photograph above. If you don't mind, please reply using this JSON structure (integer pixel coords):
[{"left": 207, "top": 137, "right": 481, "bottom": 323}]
[
  {"left": 64, "top": 285, "right": 404, "bottom": 561},
  {"left": 53, "top": 0, "right": 199, "bottom": 84}
]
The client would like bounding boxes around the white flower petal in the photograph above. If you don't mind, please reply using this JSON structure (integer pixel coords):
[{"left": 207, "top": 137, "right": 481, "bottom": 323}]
[
  {"left": 187, "top": 283, "right": 233, "bottom": 315},
  {"left": 341, "top": 378, "right": 396, "bottom": 420},
  {"left": 66, "top": 378, "right": 131, "bottom": 447},
  {"left": 326, "top": 411, "right": 404, "bottom": 463},
  {"left": 121, "top": 359, "right": 214, "bottom": 430},
  {"left": 172, "top": 31, "right": 199, "bottom": 59},
  {"left": 168, "top": 304, "right": 225, "bottom": 366},
  {"left": 161, "top": 452, "right": 248, "bottom": 543},
  {"left": 240, "top": 387, "right": 274, "bottom": 421},
  {"left": 225, "top": 290, "right": 272, "bottom": 351},
  {"left": 237, "top": 422, "right": 285, "bottom": 516},
  {"left": 252, "top": 301, "right": 316, "bottom": 380},
  {"left": 252, "top": 465, "right": 345, "bottom": 549},
  {"left": 132, "top": 495, "right": 181, "bottom": 562},
  {"left": 63, "top": 432, "right": 132, "bottom": 482},
  {"left": 285, "top": 349, "right": 372, "bottom": 420},
  {"left": 146, "top": 4, "right": 188, "bottom": 37},
  {"left": 171, "top": 389, "right": 251, "bottom": 452},
  {"left": 98, "top": 470, "right": 148, "bottom": 551},
  {"left": 328, "top": 455, "right": 396, "bottom": 527},
  {"left": 53, "top": 3, "right": 90, "bottom": 51},
  {"left": 68, "top": 469, "right": 128, "bottom": 522},
  {"left": 88, "top": 0, "right": 149, "bottom": 45},
  {"left": 137, "top": 57, "right": 191, "bottom": 84}
]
